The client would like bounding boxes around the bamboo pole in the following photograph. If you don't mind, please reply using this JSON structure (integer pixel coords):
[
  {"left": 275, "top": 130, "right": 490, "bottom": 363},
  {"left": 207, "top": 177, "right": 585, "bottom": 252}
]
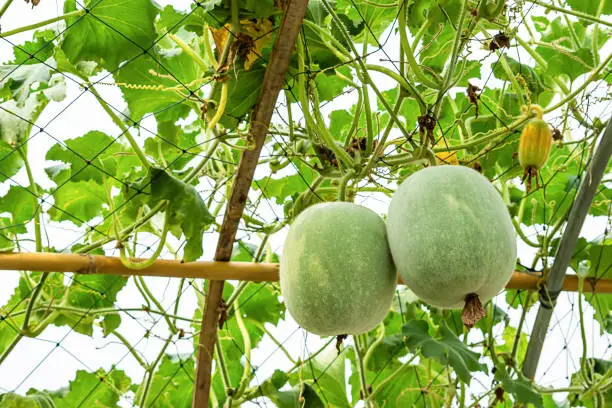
[
  {"left": 0, "top": 252, "right": 611, "bottom": 293},
  {"left": 192, "top": 1, "right": 310, "bottom": 407},
  {"left": 0, "top": 252, "right": 279, "bottom": 281}
]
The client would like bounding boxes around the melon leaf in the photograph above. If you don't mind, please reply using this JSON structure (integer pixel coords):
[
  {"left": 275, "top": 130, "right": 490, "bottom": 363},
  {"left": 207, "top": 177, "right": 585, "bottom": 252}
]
[
  {"left": 401, "top": 320, "right": 487, "bottom": 383},
  {"left": 494, "top": 365, "right": 543, "bottom": 408}
]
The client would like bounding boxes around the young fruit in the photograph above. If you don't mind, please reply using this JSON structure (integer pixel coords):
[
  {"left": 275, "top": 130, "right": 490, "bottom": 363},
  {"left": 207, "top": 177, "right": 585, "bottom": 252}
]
[
  {"left": 386, "top": 166, "right": 517, "bottom": 327},
  {"left": 519, "top": 118, "right": 552, "bottom": 192},
  {"left": 280, "top": 202, "right": 397, "bottom": 336}
]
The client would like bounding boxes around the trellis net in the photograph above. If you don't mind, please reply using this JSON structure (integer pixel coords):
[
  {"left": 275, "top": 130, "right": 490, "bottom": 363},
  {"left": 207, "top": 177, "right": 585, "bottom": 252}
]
[{"left": 0, "top": 0, "right": 610, "bottom": 407}]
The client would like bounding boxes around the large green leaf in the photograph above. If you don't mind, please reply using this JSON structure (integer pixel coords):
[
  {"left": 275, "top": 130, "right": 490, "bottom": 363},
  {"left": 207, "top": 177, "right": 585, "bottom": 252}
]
[
  {"left": 585, "top": 240, "right": 612, "bottom": 334},
  {"left": 61, "top": 0, "right": 159, "bottom": 72},
  {"left": 402, "top": 320, "right": 487, "bottom": 383},
  {"left": 0, "top": 281, "right": 27, "bottom": 357},
  {"left": 301, "top": 10, "right": 345, "bottom": 69},
  {"left": 314, "top": 67, "right": 351, "bottom": 102},
  {"left": 143, "top": 120, "right": 201, "bottom": 171},
  {"left": 590, "top": 185, "right": 611, "bottom": 216},
  {"left": 328, "top": 109, "right": 353, "bottom": 141},
  {"left": 113, "top": 45, "right": 202, "bottom": 122},
  {"left": 290, "top": 345, "right": 350, "bottom": 407},
  {"left": 156, "top": 2, "right": 222, "bottom": 35},
  {"left": 0, "top": 217, "right": 15, "bottom": 251},
  {"left": 259, "top": 371, "right": 324, "bottom": 407},
  {"left": 11, "top": 30, "right": 56, "bottom": 67},
  {"left": 0, "top": 75, "right": 66, "bottom": 145},
  {"left": 0, "top": 185, "right": 38, "bottom": 230},
  {"left": 48, "top": 180, "right": 107, "bottom": 226},
  {"left": 0, "top": 140, "right": 23, "bottom": 182},
  {"left": 419, "top": 24, "right": 454, "bottom": 75},
  {"left": 494, "top": 366, "right": 543, "bottom": 408},
  {"left": 53, "top": 274, "right": 127, "bottom": 335},
  {"left": 0, "top": 60, "right": 55, "bottom": 106},
  {"left": 566, "top": 0, "right": 612, "bottom": 16},
  {"left": 46, "top": 131, "right": 141, "bottom": 184},
  {"left": 50, "top": 369, "right": 131, "bottom": 407},
  {"left": 238, "top": 283, "right": 285, "bottom": 326},
  {"left": 129, "top": 168, "right": 215, "bottom": 261},
  {"left": 212, "top": 65, "right": 265, "bottom": 128},
  {"left": 0, "top": 391, "right": 56, "bottom": 408},
  {"left": 254, "top": 165, "right": 315, "bottom": 205},
  {"left": 535, "top": 18, "right": 600, "bottom": 81},
  {"left": 492, "top": 56, "right": 550, "bottom": 103},
  {"left": 135, "top": 354, "right": 193, "bottom": 407},
  {"left": 336, "top": 0, "right": 398, "bottom": 44}
]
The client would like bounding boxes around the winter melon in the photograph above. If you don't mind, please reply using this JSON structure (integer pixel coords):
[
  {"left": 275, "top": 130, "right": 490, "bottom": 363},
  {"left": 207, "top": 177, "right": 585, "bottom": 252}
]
[
  {"left": 280, "top": 202, "right": 397, "bottom": 336},
  {"left": 386, "top": 166, "right": 516, "bottom": 326}
]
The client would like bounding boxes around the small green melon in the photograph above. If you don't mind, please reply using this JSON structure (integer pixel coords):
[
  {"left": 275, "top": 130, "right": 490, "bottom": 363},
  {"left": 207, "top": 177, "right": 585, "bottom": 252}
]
[
  {"left": 387, "top": 166, "right": 516, "bottom": 325},
  {"left": 280, "top": 202, "right": 397, "bottom": 336}
]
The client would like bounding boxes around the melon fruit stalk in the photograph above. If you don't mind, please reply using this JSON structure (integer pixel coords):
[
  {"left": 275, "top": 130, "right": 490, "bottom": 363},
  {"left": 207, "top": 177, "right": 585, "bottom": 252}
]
[
  {"left": 519, "top": 105, "right": 552, "bottom": 192},
  {"left": 386, "top": 166, "right": 517, "bottom": 327},
  {"left": 280, "top": 202, "right": 397, "bottom": 336}
]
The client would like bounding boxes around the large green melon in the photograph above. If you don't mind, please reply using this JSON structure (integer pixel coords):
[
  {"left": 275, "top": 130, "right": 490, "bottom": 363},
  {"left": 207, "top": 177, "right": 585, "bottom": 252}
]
[
  {"left": 387, "top": 166, "right": 516, "bottom": 321},
  {"left": 280, "top": 202, "right": 397, "bottom": 336}
]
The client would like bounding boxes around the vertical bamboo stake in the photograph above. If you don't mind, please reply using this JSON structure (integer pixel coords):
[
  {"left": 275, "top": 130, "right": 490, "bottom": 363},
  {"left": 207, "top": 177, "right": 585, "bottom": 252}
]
[
  {"left": 522, "top": 118, "right": 612, "bottom": 379},
  {"left": 191, "top": 2, "right": 310, "bottom": 406}
]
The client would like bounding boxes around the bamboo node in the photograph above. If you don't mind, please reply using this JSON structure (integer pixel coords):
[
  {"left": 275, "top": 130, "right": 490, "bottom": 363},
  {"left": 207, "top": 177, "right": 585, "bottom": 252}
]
[{"left": 76, "top": 254, "right": 97, "bottom": 275}]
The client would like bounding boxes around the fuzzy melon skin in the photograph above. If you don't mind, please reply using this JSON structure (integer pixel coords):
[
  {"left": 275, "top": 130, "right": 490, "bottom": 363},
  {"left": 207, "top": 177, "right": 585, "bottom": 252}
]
[
  {"left": 280, "top": 202, "right": 397, "bottom": 336},
  {"left": 387, "top": 166, "right": 517, "bottom": 309}
]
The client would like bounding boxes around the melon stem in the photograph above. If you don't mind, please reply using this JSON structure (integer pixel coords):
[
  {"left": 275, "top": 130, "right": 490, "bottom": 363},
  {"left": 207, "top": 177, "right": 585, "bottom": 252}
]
[
  {"left": 461, "top": 293, "right": 487, "bottom": 328},
  {"left": 525, "top": 104, "right": 544, "bottom": 120}
]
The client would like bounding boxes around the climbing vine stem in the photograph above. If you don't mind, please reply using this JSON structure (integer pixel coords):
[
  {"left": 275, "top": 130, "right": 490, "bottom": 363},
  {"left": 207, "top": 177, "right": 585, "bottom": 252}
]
[
  {"left": 119, "top": 204, "right": 170, "bottom": 271},
  {"left": 433, "top": 0, "right": 470, "bottom": 117},
  {"left": 80, "top": 78, "right": 150, "bottom": 169},
  {"left": 0, "top": 9, "right": 85, "bottom": 37}
]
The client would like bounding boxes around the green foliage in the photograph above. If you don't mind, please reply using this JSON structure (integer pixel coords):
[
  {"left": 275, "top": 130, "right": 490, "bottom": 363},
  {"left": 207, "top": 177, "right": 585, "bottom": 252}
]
[
  {"left": 128, "top": 168, "right": 215, "bottom": 261},
  {"left": 0, "top": 140, "right": 23, "bottom": 182},
  {"left": 113, "top": 46, "right": 202, "bottom": 122},
  {"left": 494, "top": 365, "right": 543, "bottom": 407},
  {"left": 260, "top": 371, "right": 324, "bottom": 407},
  {"left": 143, "top": 120, "right": 201, "bottom": 172},
  {"left": 492, "top": 56, "right": 550, "bottom": 104},
  {"left": 53, "top": 274, "right": 128, "bottom": 335},
  {"left": 46, "top": 131, "right": 141, "bottom": 184},
  {"left": 0, "top": 391, "right": 56, "bottom": 408},
  {"left": 0, "top": 0, "right": 609, "bottom": 407},
  {"left": 61, "top": 0, "right": 159, "bottom": 72},
  {"left": 532, "top": 17, "right": 608, "bottom": 82},
  {"left": 0, "top": 185, "right": 38, "bottom": 230},
  {"left": 211, "top": 65, "right": 266, "bottom": 128},
  {"left": 336, "top": 0, "right": 397, "bottom": 45},
  {"left": 291, "top": 346, "right": 349, "bottom": 406},
  {"left": 135, "top": 354, "right": 194, "bottom": 407},
  {"left": 402, "top": 320, "right": 487, "bottom": 383},
  {"left": 50, "top": 369, "right": 131, "bottom": 407}
]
